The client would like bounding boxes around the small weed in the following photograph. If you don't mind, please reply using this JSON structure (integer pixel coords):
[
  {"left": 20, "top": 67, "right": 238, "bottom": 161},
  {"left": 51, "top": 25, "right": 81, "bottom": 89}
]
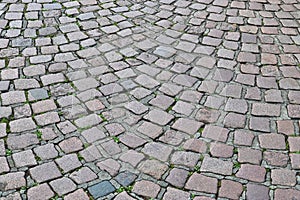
[
  {"left": 31, "top": 182, "right": 38, "bottom": 187},
  {"left": 116, "top": 186, "right": 133, "bottom": 193},
  {"left": 35, "top": 156, "right": 42, "bottom": 161},
  {"left": 190, "top": 193, "right": 196, "bottom": 199},
  {"left": 6, "top": 149, "right": 12, "bottom": 156},
  {"left": 35, "top": 130, "right": 42, "bottom": 140},
  {"left": 50, "top": 195, "right": 59, "bottom": 200},
  {"left": 233, "top": 162, "right": 241, "bottom": 169},
  {"left": 0, "top": 118, "right": 9, "bottom": 124},
  {"left": 199, "top": 154, "right": 204, "bottom": 161},
  {"left": 112, "top": 136, "right": 120, "bottom": 143},
  {"left": 178, "top": 146, "right": 184, "bottom": 151},
  {"left": 233, "top": 148, "right": 238, "bottom": 154},
  {"left": 20, "top": 186, "right": 27, "bottom": 191},
  {"left": 198, "top": 127, "right": 204, "bottom": 133},
  {"left": 77, "top": 153, "right": 84, "bottom": 161},
  {"left": 194, "top": 165, "right": 200, "bottom": 172},
  {"left": 99, "top": 113, "right": 107, "bottom": 122},
  {"left": 166, "top": 106, "right": 173, "bottom": 112},
  {"left": 84, "top": 143, "right": 90, "bottom": 148}
]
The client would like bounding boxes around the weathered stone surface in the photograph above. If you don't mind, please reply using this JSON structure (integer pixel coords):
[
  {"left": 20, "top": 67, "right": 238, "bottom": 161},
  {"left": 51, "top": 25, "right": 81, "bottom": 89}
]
[
  {"left": 142, "top": 142, "right": 173, "bottom": 162},
  {"left": 88, "top": 181, "right": 115, "bottom": 199},
  {"left": 185, "top": 173, "right": 218, "bottom": 194},
  {"left": 30, "top": 162, "right": 61, "bottom": 183},
  {"left": 166, "top": 168, "right": 189, "bottom": 188},
  {"left": 0, "top": 172, "right": 26, "bottom": 191},
  {"left": 138, "top": 159, "right": 168, "bottom": 179},
  {"left": 246, "top": 183, "right": 270, "bottom": 200},
  {"left": 219, "top": 180, "right": 243, "bottom": 200},
  {"left": 27, "top": 183, "right": 54, "bottom": 200},
  {"left": 1, "top": 1, "right": 299, "bottom": 198},
  {"left": 274, "top": 189, "right": 300, "bottom": 200},
  {"left": 271, "top": 169, "right": 296, "bottom": 186},
  {"left": 236, "top": 164, "right": 266, "bottom": 182},
  {"left": 200, "top": 157, "right": 233, "bottom": 175},
  {"left": 171, "top": 151, "right": 199, "bottom": 168},
  {"left": 132, "top": 180, "right": 160, "bottom": 198}
]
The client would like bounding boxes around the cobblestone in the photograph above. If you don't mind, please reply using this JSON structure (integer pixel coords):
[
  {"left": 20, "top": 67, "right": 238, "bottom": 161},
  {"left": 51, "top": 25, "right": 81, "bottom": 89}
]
[
  {"left": 133, "top": 180, "right": 160, "bottom": 198},
  {"left": 0, "top": 0, "right": 299, "bottom": 198},
  {"left": 185, "top": 173, "right": 218, "bottom": 194},
  {"left": 246, "top": 183, "right": 269, "bottom": 200},
  {"left": 200, "top": 156, "right": 233, "bottom": 175},
  {"left": 236, "top": 164, "right": 266, "bottom": 182},
  {"left": 0, "top": 172, "right": 25, "bottom": 191},
  {"left": 27, "top": 183, "right": 54, "bottom": 200},
  {"left": 12, "top": 150, "right": 36, "bottom": 168},
  {"left": 30, "top": 162, "right": 61, "bottom": 183}
]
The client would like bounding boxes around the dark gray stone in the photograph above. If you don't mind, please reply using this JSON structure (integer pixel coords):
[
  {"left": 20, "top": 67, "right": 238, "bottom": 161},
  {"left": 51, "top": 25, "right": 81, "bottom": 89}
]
[
  {"left": 88, "top": 181, "right": 115, "bottom": 198},
  {"left": 115, "top": 171, "right": 137, "bottom": 186},
  {"left": 28, "top": 88, "right": 49, "bottom": 101}
]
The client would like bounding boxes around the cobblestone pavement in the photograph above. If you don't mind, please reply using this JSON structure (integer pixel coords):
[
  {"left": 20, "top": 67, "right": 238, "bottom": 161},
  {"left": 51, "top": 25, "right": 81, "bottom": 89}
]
[{"left": 0, "top": 0, "right": 300, "bottom": 199}]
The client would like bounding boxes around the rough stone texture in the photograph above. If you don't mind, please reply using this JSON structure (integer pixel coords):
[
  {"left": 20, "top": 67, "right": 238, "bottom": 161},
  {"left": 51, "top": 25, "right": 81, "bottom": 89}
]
[
  {"left": 30, "top": 162, "right": 61, "bottom": 183},
  {"left": 88, "top": 181, "right": 115, "bottom": 199},
  {"left": 0, "top": 1, "right": 299, "bottom": 198},
  {"left": 166, "top": 168, "right": 189, "bottom": 188},
  {"left": 138, "top": 159, "right": 168, "bottom": 179},
  {"left": 97, "top": 159, "right": 121, "bottom": 176},
  {"left": 171, "top": 151, "right": 199, "bottom": 168},
  {"left": 27, "top": 183, "right": 54, "bottom": 200},
  {"left": 185, "top": 173, "right": 218, "bottom": 194},
  {"left": 142, "top": 142, "right": 173, "bottom": 162},
  {"left": 12, "top": 150, "right": 37, "bottom": 167},
  {"left": 172, "top": 118, "right": 203, "bottom": 135},
  {"left": 132, "top": 180, "right": 160, "bottom": 198},
  {"left": 200, "top": 157, "right": 233, "bottom": 175},
  {"left": 64, "top": 189, "right": 90, "bottom": 200},
  {"left": 271, "top": 169, "right": 296, "bottom": 186},
  {"left": 115, "top": 171, "right": 137, "bottom": 187},
  {"left": 50, "top": 177, "right": 76, "bottom": 196},
  {"left": 0, "top": 172, "right": 26, "bottom": 191},
  {"left": 202, "top": 125, "right": 230, "bottom": 142},
  {"left": 70, "top": 167, "right": 97, "bottom": 184},
  {"left": 55, "top": 154, "right": 82, "bottom": 173},
  {"left": 219, "top": 180, "right": 243, "bottom": 200},
  {"left": 246, "top": 183, "right": 270, "bottom": 200},
  {"left": 274, "top": 189, "right": 300, "bottom": 200},
  {"left": 258, "top": 133, "right": 286, "bottom": 150},
  {"left": 163, "top": 187, "right": 190, "bottom": 200},
  {"left": 236, "top": 164, "right": 266, "bottom": 182},
  {"left": 264, "top": 151, "right": 289, "bottom": 167}
]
